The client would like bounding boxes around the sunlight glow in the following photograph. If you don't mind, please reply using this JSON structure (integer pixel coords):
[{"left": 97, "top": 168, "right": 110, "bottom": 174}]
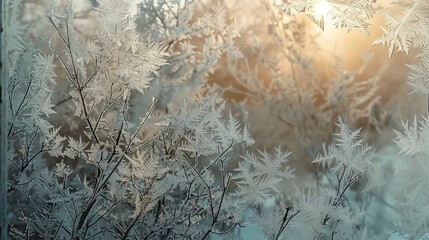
[{"left": 314, "top": 0, "right": 331, "bottom": 20}]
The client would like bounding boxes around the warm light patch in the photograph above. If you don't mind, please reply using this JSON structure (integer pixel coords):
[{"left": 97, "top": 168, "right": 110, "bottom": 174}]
[{"left": 314, "top": 0, "right": 331, "bottom": 20}]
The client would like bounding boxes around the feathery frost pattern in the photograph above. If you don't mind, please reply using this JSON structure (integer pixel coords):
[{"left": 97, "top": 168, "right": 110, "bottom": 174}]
[
  {"left": 4, "top": 0, "right": 429, "bottom": 239},
  {"left": 373, "top": 0, "right": 429, "bottom": 57},
  {"left": 281, "top": 0, "right": 376, "bottom": 32}
]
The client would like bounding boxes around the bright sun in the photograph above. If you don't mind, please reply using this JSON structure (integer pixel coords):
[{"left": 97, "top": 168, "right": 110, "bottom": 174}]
[{"left": 314, "top": 0, "right": 331, "bottom": 20}]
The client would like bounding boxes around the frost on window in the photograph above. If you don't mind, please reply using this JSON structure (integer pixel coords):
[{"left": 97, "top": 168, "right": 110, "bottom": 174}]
[{"left": 2, "top": 0, "right": 429, "bottom": 239}]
